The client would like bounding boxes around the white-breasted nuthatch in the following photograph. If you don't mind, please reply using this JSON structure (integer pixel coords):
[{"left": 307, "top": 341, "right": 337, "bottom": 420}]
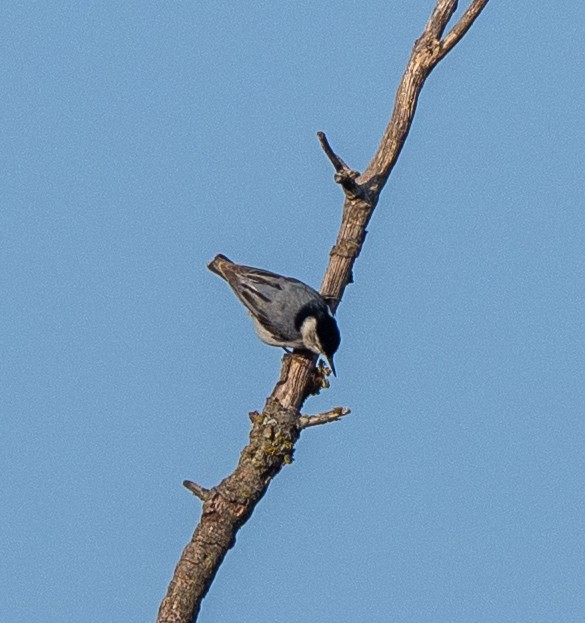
[{"left": 208, "top": 254, "right": 340, "bottom": 375}]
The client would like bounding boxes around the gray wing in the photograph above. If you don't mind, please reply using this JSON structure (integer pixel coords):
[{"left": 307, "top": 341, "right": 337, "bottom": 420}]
[{"left": 227, "top": 267, "right": 320, "bottom": 342}]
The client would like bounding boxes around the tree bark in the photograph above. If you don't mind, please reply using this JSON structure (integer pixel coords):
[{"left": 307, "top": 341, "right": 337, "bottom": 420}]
[{"left": 157, "top": 2, "right": 490, "bottom": 621}]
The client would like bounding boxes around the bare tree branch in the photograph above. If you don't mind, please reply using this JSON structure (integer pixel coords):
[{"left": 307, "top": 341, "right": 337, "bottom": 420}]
[
  {"left": 299, "top": 407, "right": 351, "bottom": 429},
  {"left": 362, "top": 0, "right": 488, "bottom": 191},
  {"left": 157, "top": 2, "right": 490, "bottom": 621},
  {"left": 424, "top": 0, "right": 459, "bottom": 40}
]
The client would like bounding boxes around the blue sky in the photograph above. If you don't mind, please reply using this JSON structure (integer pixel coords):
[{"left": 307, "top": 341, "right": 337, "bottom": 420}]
[{"left": 2, "top": 2, "right": 585, "bottom": 622}]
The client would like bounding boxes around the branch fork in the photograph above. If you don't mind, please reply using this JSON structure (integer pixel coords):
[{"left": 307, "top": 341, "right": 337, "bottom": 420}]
[{"left": 317, "top": 131, "right": 363, "bottom": 200}]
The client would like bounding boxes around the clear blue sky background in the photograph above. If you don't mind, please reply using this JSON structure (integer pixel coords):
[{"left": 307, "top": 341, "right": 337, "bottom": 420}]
[{"left": 2, "top": 2, "right": 584, "bottom": 622}]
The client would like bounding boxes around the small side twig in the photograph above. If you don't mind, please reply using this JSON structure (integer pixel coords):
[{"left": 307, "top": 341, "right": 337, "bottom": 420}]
[
  {"left": 317, "top": 131, "right": 362, "bottom": 199},
  {"left": 317, "top": 131, "right": 352, "bottom": 173},
  {"left": 299, "top": 407, "right": 351, "bottom": 429},
  {"left": 183, "top": 480, "right": 211, "bottom": 502}
]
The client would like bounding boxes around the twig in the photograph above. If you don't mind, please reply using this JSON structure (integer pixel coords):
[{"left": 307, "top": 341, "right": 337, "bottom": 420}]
[
  {"left": 183, "top": 481, "right": 210, "bottom": 502},
  {"left": 439, "top": 0, "right": 490, "bottom": 59},
  {"left": 299, "top": 407, "right": 351, "bottom": 429},
  {"left": 317, "top": 131, "right": 352, "bottom": 173},
  {"left": 317, "top": 131, "right": 362, "bottom": 199}
]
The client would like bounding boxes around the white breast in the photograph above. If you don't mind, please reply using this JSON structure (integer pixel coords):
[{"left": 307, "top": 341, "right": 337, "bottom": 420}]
[{"left": 251, "top": 316, "right": 304, "bottom": 348}]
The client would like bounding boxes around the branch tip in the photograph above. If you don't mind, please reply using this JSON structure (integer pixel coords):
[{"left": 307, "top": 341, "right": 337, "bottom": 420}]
[
  {"left": 183, "top": 480, "right": 211, "bottom": 501},
  {"left": 299, "top": 406, "right": 351, "bottom": 429},
  {"left": 317, "top": 131, "right": 348, "bottom": 173},
  {"left": 439, "top": 0, "right": 489, "bottom": 59}
]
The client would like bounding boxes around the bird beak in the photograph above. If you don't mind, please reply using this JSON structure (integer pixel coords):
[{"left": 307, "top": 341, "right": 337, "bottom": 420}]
[{"left": 326, "top": 355, "right": 337, "bottom": 377}]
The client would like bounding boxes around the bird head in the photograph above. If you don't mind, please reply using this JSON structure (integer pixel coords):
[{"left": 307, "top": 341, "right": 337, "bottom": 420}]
[{"left": 297, "top": 303, "right": 340, "bottom": 376}]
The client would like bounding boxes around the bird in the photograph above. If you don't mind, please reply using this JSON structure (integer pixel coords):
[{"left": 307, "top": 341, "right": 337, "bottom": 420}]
[{"left": 208, "top": 254, "right": 340, "bottom": 375}]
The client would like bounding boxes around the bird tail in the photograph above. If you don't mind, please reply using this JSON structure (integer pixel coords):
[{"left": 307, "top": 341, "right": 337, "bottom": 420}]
[{"left": 207, "top": 254, "right": 234, "bottom": 278}]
